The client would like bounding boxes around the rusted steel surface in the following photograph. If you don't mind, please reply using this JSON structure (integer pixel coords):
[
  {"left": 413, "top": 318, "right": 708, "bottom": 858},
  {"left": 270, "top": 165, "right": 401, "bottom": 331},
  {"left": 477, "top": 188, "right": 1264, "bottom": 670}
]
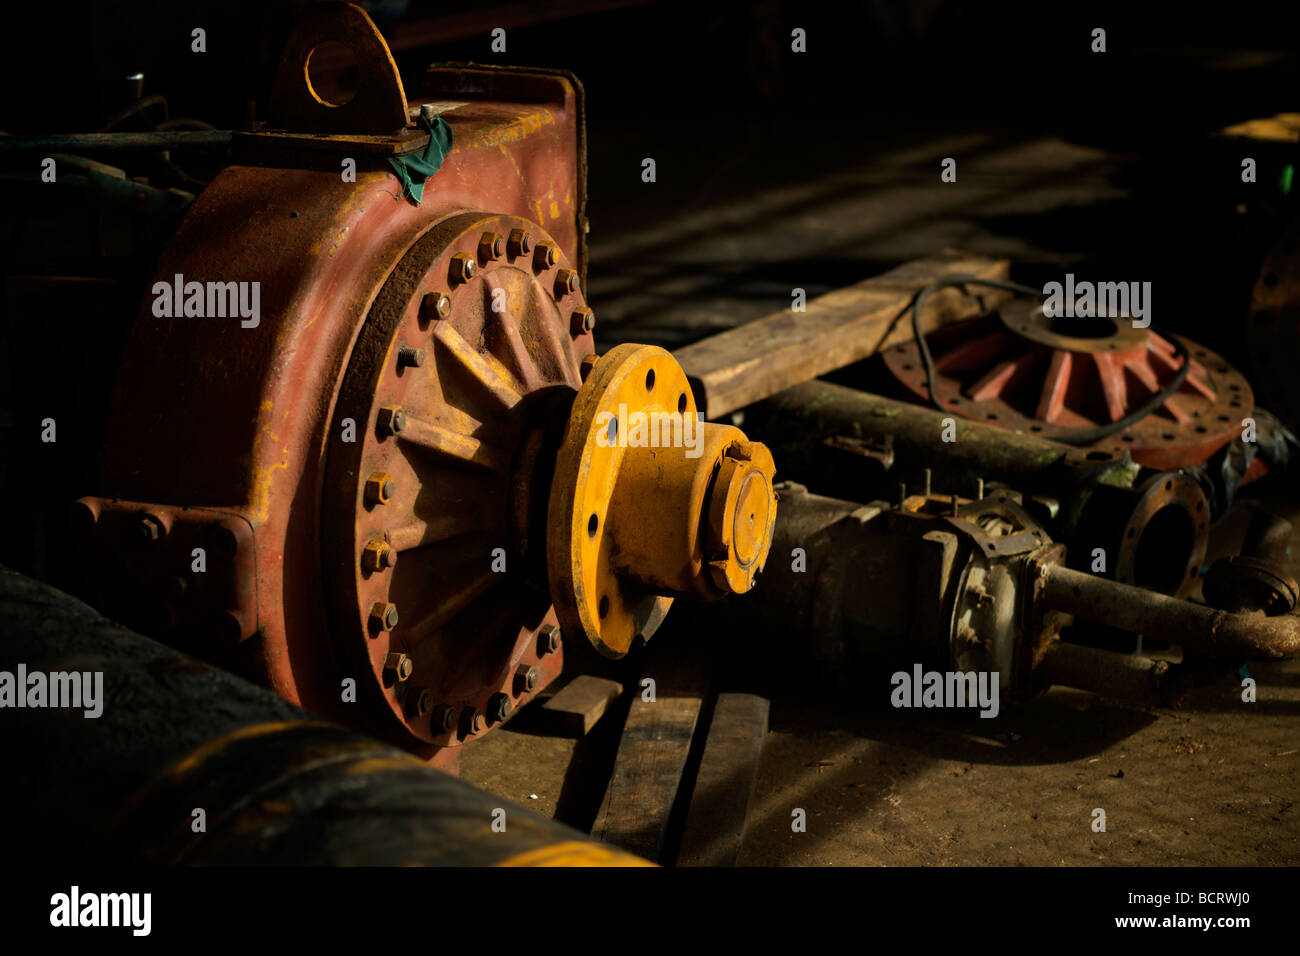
[
  {"left": 1038, "top": 563, "right": 1300, "bottom": 660},
  {"left": 0, "top": 566, "right": 650, "bottom": 866},
  {"left": 883, "top": 299, "right": 1254, "bottom": 469},
  {"left": 76, "top": 64, "right": 587, "bottom": 760},
  {"left": 267, "top": 2, "right": 409, "bottom": 134},
  {"left": 320, "top": 210, "right": 589, "bottom": 750}
]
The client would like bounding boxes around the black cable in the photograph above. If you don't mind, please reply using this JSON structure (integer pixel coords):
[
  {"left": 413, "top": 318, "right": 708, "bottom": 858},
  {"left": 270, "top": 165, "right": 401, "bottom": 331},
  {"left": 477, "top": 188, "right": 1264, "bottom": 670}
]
[{"left": 908, "top": 275, "right": 1192, "bottom": 446}]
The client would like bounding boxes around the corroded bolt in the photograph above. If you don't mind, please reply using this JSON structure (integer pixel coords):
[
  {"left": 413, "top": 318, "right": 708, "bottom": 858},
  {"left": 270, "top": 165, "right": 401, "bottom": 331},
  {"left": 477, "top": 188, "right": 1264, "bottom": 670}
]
[
  {"left": 449, "top": 253, "right": 477, "bottom": 284},
  {"left": 571, "top": 308, "right": 595, "bottom": 335},
  {"left": 488, "top": 692, "right": 513, "bottom": 723},
  {"left": 461, "top": 707, "right": 487, "bottom": 737},
  {"left": 478, "top": 231, "right": 504, "bottom": 261},
  {"left": 397, "top": 346, "right": 425, "bottom": 368},
  {"left": 579, "top": 354, "right": 598, "bottom": 382},
  {"left": 364, "top": 471, "right": 395, "bottom": 506},
  {"left": 383, "top": 652, "right": 412, "bottom": 682},
  {"left": 422, "top": 291, "right": 452, "bottom": 321},
  {"left": 411, "top": 688, "right": 434, "bottom": 717},
  {"left": 537, "top": 623, "right": 562, "bottom": 655},
  {"left": 376, "top": 405, "right": 406, "bottom": 437},
  {"left": 368, "top": 601, "right": 399, "bottom": 632},
  {"left": 554, "top": 268, "right": 579, "bottom": 298},
  {"left": 533, "top": 241, "right": 558, "bottom": 272},
  {"left": 362, "top": 539, "right": 397, "bottom": 572},
  {"left": 138, "top": 515, "right": 163, "bottom": 541},
  {"left": 431, "top": 704, "right": 456, "bottom": 734},
  {"left": 507, "top": 229, "right": 533, "bottom": 258},
  {"left": 514, "top": 664, "right": 539, "bottom": 695}
]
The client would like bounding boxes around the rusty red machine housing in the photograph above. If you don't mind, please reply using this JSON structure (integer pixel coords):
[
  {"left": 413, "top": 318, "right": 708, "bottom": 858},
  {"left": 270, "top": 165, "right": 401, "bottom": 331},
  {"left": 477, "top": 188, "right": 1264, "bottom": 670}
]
[{"left": 70, "top": 63, "right": 594, "bottom": 767}]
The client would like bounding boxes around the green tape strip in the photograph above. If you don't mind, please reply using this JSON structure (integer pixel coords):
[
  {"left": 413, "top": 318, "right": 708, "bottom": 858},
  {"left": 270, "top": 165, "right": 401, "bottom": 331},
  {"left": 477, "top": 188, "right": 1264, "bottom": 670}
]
[{"left": 387, "top": 112, "right": 453, "bottom": 205}]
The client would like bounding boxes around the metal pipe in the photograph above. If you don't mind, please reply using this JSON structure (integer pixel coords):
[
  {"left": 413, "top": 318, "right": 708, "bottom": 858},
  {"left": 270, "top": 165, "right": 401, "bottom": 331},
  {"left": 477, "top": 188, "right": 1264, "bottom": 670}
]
[
  {"left": 0, "top": 565, "right": 649, "bottom": 866},
  {"left": 1038, "top": 563, "right": 1300, "bottom": 660},
  {"left": 0, "top": 131, "right": 232, "bottom": 153}
]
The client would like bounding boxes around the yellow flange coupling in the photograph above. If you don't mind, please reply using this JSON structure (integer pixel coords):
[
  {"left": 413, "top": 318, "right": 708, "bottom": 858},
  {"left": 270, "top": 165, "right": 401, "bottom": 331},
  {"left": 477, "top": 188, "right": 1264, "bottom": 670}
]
[{"left": 547, "top": 344, "right": 778, "bottom": 657}]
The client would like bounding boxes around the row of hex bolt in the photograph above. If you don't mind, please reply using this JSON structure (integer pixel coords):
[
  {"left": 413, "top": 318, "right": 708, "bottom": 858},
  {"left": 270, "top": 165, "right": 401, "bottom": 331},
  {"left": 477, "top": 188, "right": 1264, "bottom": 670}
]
[{"left": 378, "top": 622, "right": 563, "bottom": 738}]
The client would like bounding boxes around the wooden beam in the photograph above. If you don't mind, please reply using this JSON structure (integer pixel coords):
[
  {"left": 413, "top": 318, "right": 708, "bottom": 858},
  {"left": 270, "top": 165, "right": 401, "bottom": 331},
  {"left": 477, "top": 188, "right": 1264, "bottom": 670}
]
[
  {"left": 672, "top": 251, "right": 1011, "bottom": 419},
  {"left": 538, "top": 675, "right": 623, "bottom": 737},
  {"left": 590, "top": 649, "right": 707, "bottom": 863},
  {"left": 676, "top": 693, "right": 770, "bottom": 867}
]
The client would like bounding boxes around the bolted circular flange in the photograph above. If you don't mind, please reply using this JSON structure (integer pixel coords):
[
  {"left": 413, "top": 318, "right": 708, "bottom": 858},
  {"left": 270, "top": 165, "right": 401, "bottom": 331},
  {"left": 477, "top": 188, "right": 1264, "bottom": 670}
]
[
  {"left": 323, "top": 212, "right": 591, "bottom": 749},
  {"left": 547, "top": 344, "right": 778, "bottom": 657}
]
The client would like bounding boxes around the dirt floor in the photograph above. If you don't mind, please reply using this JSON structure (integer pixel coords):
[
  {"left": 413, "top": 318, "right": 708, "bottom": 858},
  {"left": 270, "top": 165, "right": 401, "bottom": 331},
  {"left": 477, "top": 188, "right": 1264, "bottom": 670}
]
[{"left": 461, "top": 113, "right": 1300, "bottom": 866}]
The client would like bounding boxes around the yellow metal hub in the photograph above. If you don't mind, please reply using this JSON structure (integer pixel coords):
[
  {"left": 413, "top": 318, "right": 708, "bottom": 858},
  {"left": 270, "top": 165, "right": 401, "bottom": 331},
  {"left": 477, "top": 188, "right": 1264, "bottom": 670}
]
[{"left": 547, "top": 344, "right": 778, "bottom": 657}]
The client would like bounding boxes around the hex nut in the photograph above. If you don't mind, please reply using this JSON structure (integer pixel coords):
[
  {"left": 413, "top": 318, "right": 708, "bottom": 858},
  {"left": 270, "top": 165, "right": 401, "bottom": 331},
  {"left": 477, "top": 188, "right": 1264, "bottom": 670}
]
[
  {"left": 507, "top": 229, "right": 533, "bottom": 258},
  {"left": 138, "top": 515, "right": 163, "bottom": 542},
  {"left": 368, "top": 601, "right": 399, "bottom": 632},
  {"left": 554, "top": 268, "right": 579, "bottom": 297},
  {"left": 461, "top": 707, "right": 486, "bottom": 737},
  {"left": 383, "top": 652, "right": 412, "bottom": 682},
  {"left": 449, "top": 253, "right": 477, "bottom": 284},
  {"left": 364, "top": 472, "right": 395, "bottom": 506},
  {"left": 488, "top": 692, "right": 513, "bottom": 723},
  {"left": 537, "top": 623, "right": 562, "bottom": 655},
  {"left": 571, "top": 308, "right": 596, "bottom": 335},
  {"left": 533, "top": 242, "right": 558, "bottom": 272},
  {"left": 362, "top": 540, "right": 397, "bottom": 572},
  {"left": 513, "top": 664, "right": 539, "bottom": 695},
  {"left": 422, "top": 291, "right": 452, "bottom": 321},
  {"left": 431, "top": 704, "right": 456, "bottom": 734},
  {"left": 478, "top": 231, "right": 504, "bottom": 261},
  {"left": 376, "top": 405, "right": 406, "bottom": 437}
]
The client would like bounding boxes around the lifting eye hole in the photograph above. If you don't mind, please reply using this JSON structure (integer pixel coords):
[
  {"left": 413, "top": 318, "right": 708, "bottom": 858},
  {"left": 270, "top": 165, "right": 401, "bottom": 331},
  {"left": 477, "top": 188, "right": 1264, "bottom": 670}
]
[
  {"left": 587, "top": 514, "right": 599, "bottom": 538},
  {"left": 678, "top": 392, "right": 688, "bottom": 414},
  {"left": 645, "top": 369, "right": 655, "bottom": 392},
  {"left": 599, "top": 595, "right": 610, "bottom": 618}
]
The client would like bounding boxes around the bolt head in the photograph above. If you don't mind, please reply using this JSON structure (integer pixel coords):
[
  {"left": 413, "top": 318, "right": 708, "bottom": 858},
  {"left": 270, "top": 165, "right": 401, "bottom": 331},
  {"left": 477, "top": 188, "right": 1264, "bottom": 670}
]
[
  {"left": 431, "top": 704, "right": 456, "bottom": 734},
  {"left": 488, "top": 692, "right": 513, "bottom": 723},
  {"left": 362, "top": 540, "right": 396, "bottom": 572},
  {"left": 138, "top": 515, "right": 162, "bottom": 541},
  {"left": 578, "top": 354, "right": 598, "bottom": 382},
  {"left": 533, "top": 242, "right": 558, "bottom": 272},
  {"left": 412, "top": 689, "right": 434, "bottom": 717},
  {"left": 554, "top": 268, "right": 579, "bottom": 298},
  {"left": 376, "top": 405, "right": 406, "bottom": 437},
  {"left": 478, "top": 231, "right": 504, "bottom": 261},
  {"left": 571, "top": 308, "right": 595, "bottom": 335},
  {"left": 514, "top": 664, "right": 539, "bottom": 695},
  {"left": 422, "top": 291, "right": 452, "bottom": 321},
  {"left": 368, "top": 601, "right": 399, "bottom": 632},
  {"left": 449, "top": 253, "right": 477, "bottom": 284},
  {"left": 383, "top": 652, "right": 412, "bottom": 682},
  {"left": 462, "top": 707, "right": 486, "bottom": 737},
  {"left": 507, "top": 229, "right": 533, "bottom": 258},
  {"left": 538, "top": 623, "right": 562, "bottom": 655},
  {"left": 364, "top": 471, "right": 395, "bottom": 506}
]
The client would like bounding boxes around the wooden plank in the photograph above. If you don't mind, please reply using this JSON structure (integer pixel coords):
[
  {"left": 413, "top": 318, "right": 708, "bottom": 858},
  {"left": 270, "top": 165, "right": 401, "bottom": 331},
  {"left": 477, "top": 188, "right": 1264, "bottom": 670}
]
[
  {"left": 538, "top": 675, "right": 623, "bottom": 737},
  {"left": 672, "top": 251, "right": 1012, "bottom": 419},
  {"left": 676, "top": 693, "right": 770, "bottom": 867},
  {"left": 590, "top": 651, "right": 707, "bottom": 863}
]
